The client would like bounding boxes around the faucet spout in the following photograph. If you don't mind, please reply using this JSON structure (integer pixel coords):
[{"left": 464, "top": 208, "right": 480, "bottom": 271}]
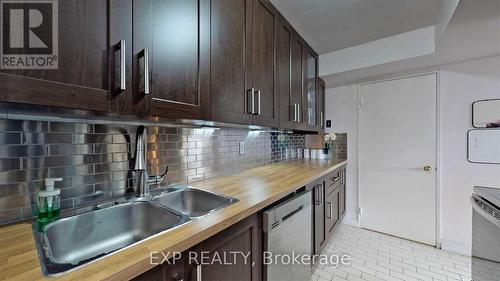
[
  {"left": 133, "top": 126, "right": 149, "bottom": 198},
  {"left": 134, "top": 125, "right": 147, "bottom": 171},
  {"left": 132, "top": 126, "right": 169, "bottom": 198}
]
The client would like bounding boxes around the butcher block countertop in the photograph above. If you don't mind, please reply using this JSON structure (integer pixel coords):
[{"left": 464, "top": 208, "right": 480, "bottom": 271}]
[{"left": 0, "top": 159, "right": 347, "bottom": 281}]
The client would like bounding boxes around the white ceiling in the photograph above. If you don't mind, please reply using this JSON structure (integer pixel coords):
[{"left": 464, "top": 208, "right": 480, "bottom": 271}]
[
  {"left": 321, "top": 0, "right": 500, "bottom": 87},
  {"left": 271, "top": 0, "right": 444, "bottom": 54}
]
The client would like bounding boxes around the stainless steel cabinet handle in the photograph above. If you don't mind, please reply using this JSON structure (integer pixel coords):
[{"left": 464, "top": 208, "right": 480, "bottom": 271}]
[
  {"left": 314, "top": 185, "right": 319, "bottom": 205},
  {"left": 143, "top": 49, "right": 150, "bottom": 95},
  {"left": 320, "top": 112, "right": 323, "bottom": 127},
  {"left": 327, "top": 202, "right": 332, "bottom": 219},
  {"left": 247, "top": 88, "right": 255, "bottom": 114},
  {"left": 172, "top": 272, "right": 183, "bottom": 281},
  {"left": 196, "top": 264, "right": 202, "bottom": 281},
  {"left": 118, "top": 40, "right": 126, "bottom": 91},
  {"left": 297, "top": 104, "right": 301, "bottom": 122},
  {"left": 332, "top": 176, "right": 340, "bottom": 182},
  {"left": 319, "top": 184, "right": 323, "bottom": 204},
  {"left": 293, "top": 103, "right": 299, "bottom": 122},
  {"left": 256, "top": 89, "right": 261, "bottom": 115},
  {"left": 308, "top": 108, "right": 312, "bottom": 124}
]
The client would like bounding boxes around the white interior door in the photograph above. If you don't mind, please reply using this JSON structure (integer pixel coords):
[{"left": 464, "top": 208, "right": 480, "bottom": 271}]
[{"left": 359, "top": 74, "right": 437, "bottom": 246}]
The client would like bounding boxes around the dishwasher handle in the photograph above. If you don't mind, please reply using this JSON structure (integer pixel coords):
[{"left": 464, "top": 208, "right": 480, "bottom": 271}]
[
  {"left": 270, "top": 205, "right": 303, "bottom": 229},
  {"left": 263, "top": 190, "right": 311, "bottom": 233}
]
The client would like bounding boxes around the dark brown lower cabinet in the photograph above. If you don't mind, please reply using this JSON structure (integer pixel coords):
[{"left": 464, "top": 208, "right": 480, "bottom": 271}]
[
  {"left": 133, "top": 213, "right": 262, "bottom": 281},
  {"left": 190, "top": 213, "right": 262, "bottom": 281},
  {"left": 325, "top": 188, "right": 340, "bottom": 235},
  {"left": 311, "top": 180, "right": 326, "bottom": 255},
  {"left": 313, "top": 164, "right": 347, "bottom": 255},
  {"left": 339, "top": 167, "right": 346, "bottom": 217}
]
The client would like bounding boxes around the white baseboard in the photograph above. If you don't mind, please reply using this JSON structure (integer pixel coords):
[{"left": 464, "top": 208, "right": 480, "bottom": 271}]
[
  {"left": 440, "top": 239, "right": 471, "bottom": 256},
  {"left": 341, "top": 216, "right": 359, "bottom": 227}
]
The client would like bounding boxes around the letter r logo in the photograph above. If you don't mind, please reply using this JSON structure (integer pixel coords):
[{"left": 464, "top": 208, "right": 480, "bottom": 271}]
[{"left": 2, "top": 1, "right": 53, "bottom": 54}]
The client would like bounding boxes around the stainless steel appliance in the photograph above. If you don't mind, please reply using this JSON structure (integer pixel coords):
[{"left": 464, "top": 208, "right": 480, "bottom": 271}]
[
  {"left": 471, "top": 186, "right": 500, "bottom": 280},
  {"left": 263, "top": 190, "right": 312, "bottom": 281}
]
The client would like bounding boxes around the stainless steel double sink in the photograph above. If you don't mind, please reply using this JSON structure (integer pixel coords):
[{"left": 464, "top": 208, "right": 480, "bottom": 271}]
[{"left": 34, "top": 185, "right": 238, "bottom": 276}]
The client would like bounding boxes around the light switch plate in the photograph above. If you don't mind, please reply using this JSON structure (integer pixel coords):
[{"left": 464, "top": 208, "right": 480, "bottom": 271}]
[{"left": 239, "top": 142, "right": 245, "bottom": 155}]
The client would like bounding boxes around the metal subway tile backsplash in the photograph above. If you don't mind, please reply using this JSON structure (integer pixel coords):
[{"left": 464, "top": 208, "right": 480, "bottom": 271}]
[{"left": 0, "top": 118, "right": 305, "bottom": 224}]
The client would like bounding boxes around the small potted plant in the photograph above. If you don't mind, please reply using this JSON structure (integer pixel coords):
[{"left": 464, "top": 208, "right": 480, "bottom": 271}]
[{"left": 323, "top": 133, "right": 336, "bottom": 158}]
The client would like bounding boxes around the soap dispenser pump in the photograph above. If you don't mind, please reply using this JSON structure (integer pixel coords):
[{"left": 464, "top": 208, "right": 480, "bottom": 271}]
[{"left": 37, "top": 177, "right": 63, "bottom": 231}]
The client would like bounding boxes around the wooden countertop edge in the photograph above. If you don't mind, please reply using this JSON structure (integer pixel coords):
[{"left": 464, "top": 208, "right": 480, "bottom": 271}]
[{"left": 0, "top": 159, "right": 347, "bottom": 281}]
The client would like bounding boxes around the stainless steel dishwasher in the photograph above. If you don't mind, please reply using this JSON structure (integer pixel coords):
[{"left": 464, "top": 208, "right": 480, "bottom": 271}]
[{"left": 263, "top": 190, "right": 312, "bottom": 281}]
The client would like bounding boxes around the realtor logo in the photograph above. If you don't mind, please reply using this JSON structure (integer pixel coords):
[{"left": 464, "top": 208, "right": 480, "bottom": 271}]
[{"left": 1, "top": 0, "right": 58, "bottom": 69}]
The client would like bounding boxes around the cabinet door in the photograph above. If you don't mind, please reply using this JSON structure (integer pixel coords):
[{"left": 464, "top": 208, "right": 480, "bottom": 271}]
[
  {"left": 277, "top": 18, "right": 295, "bottom": 130},
  {"left": 132, "top": 0, "right": 209, "bottom": 119},
  {"left": 290, "top": 33, "right": 305, "bottom": 128},
  {"left": 312, "top": 180, "right": 325, "bottom": 255},
  {"left": 250, "top": 0, "right": 279, "bottom": 127},
  {"left": 304, "top": 48, "right": 317, "bottom": 128},
  {"left": 192, "top": 213, "right": 262, "bottom": 281},
  {"left": 317, "top": 78, "right": 326, "bottom": 131},
  {"left": 340, "top": 167, "right": 346, "bottom": 216},
  {"left": 0, "top": 0, "right": 131, "bottom": 112},
  {"left": 325, "top": 188, "right": 340, "bottom": 235},
  {"left": 210, "top": 0, "right": 252, "bottom": 125}
]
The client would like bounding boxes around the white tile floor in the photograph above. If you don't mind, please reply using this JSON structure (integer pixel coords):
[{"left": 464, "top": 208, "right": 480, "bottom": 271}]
[{"left": 311, "top": 224, "right": 472, "bottom": 281}]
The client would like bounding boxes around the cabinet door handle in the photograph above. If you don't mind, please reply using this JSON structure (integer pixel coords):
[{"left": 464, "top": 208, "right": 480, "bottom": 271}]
[
  {"left": 172, "top": 272, "right": 183, "bottom": 281},
  {"left": 293, "top": 103, "right": 299, "bottom": 122},
  {"left": 297, "top": 104, "right": 301, "bottom": 122},
  {"left": 308, "top": 108, "right": 312, "bottom": 124},
  {"left": 255, "top": 89, "right": 261, "bottom": 115},
  {"left": 320, "top": 112, "right": 323, "bottom": 127},
  {"left": 332, "top": 176, "right": 340, "bottom": 182},
  {"left": 319, "top": 184, "right": 323, "bottom": 204},
  {"left": 196, "top": 264, "right": 202, "bottom": 281},
  {"left": 247, "top": 88, "right": 255, "bottom": 114},
  {"left": 118, "top": 40, "right": 126, "bottom": 91},
  {"left": 143, "top": 49, "right": 150, "bottom": 95},
  {"left": 314, "top": 185, "right": 319, "bottom": 205},
  {"left": 327, "top": 202, "right": 332, "bottom": 219}
]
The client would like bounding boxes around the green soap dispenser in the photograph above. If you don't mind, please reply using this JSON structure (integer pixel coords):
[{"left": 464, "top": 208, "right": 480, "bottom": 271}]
[{"left": 37, "top": 177, "right": 62, "bottom": 231}]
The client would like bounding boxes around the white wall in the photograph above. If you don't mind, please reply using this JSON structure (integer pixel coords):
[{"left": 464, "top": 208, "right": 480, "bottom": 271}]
[
  {"left": 326, "top": 55, "right": 500, "bottom": 255},
  {"left": 439, "top": 56, "right": 500, "bottom": 254},
  {"left": 325, "top": 85, "right": 359, "bottom": 226}
]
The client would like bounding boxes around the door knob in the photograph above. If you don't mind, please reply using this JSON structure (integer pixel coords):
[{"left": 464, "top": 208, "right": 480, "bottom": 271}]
[{"left": 423, "top": 165, "right": 432, "bottom": 172}]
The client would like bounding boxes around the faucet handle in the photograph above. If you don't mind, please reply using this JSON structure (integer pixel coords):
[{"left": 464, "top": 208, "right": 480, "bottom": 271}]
[{"left": 147, "top": 165, "right": 169, "bottom": 185}]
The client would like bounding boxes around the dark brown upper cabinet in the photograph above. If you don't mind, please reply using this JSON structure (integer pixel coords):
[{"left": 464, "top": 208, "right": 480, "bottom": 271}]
[
  {"left": 277, "top": 23, "right": 304, "bottom": 131},
  {"left": 317, "top": 77, "right": 326, "bottom": 132},
  {"left": 290, "top": 32, "right": 306, "bottom": 129},
  {"left": 209, "top": 0, "right": 252, "bottom": 125},
  {"left": 0, "top": 0, "right": 321, "bottom": 133},
  {"left": 249, "top": 0, "right": 279, "bottom": 128},
  {"left": 0, "top": 0, "right": 132, "bottom": 113},
  {"left": 210, "top": 0, "right": 279, "bottom": 127},
  {"left": 304, "top": 48, "right": 318, "bottom": 129},
  {"left": 277, "top": 14, "right": 319, "bottom": 132},
  {"left": 277, "top": 17, "right": 295, "bottom": 130},
  {"left": 132, "top": 0, "right": 210, "bottom": 120}
]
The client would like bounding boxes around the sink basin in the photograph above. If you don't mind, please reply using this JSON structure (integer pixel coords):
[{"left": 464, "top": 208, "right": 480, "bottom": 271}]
[
  {"left": 35, "top": 201, "right": 189, "bottom": 276},
  {"left": 154, "top": 186, "right": 238, "bottom": 218}
]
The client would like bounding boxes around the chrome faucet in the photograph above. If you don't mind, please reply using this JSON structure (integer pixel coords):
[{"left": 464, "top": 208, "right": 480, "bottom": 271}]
[{"left": 133, "top": 126, "right": 168, "bottom": 198}]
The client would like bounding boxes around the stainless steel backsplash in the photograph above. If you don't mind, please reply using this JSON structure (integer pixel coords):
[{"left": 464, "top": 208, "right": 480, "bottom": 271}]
[{"left": 0, "top": 118, "right": 305, "bottom": 224}]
